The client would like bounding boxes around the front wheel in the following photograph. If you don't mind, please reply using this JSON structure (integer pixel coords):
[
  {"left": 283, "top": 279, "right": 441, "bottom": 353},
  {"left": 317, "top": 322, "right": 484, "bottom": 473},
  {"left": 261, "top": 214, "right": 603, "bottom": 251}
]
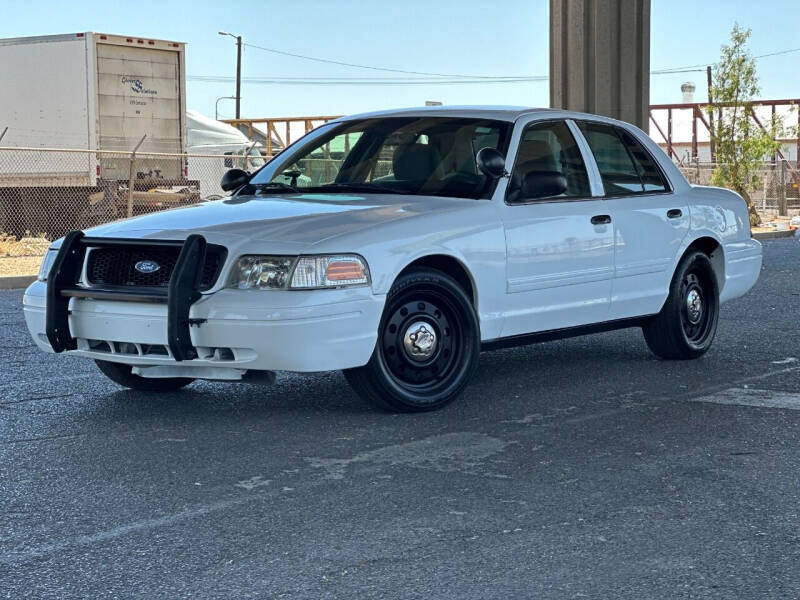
[
  {"left": 95, "top": 360, "right": 195, "bottom": 392},
  {"left": 344, "top": 268, "right": 480, "bottom": 412},
  {"left": 642, "top": 250, "right": 719, "bottom": 360}
]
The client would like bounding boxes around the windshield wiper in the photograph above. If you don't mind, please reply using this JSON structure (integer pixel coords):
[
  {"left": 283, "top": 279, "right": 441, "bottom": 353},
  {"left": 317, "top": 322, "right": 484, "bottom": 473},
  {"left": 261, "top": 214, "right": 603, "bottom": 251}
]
[
  {"left": 310, "top": 182, "right": 412, "bottom": 194},
  {"left": 250, "top": 181, "right": 300, "bottom": 193}
]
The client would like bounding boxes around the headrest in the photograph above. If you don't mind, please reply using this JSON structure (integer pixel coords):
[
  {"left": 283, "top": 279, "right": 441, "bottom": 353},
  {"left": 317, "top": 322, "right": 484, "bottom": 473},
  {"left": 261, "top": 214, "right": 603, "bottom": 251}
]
[
  {"left": 392, "top": 144, "right": 440, "bottom": 181},
  {"left": 515, "top": 139, "right": 557, "bottom": 171}
]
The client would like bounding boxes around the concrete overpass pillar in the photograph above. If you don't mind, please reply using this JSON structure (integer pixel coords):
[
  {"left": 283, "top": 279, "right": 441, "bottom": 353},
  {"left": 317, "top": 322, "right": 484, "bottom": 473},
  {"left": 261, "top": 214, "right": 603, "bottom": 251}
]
[{"left": 549, "top": 0, "right": 651, "bottom": 130}]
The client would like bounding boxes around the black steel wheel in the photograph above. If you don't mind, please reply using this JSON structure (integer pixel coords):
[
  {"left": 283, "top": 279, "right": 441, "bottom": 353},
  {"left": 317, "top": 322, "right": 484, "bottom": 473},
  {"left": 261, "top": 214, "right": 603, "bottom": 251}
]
[
  {"left": 642, "top": 250, "right": 719, "bottom": 359},
  {"left": 344, "top": 267, "right": 479, "bottom": 412},
  {"left": 95, "top": 360, "right": 194, "bottom": 392}
]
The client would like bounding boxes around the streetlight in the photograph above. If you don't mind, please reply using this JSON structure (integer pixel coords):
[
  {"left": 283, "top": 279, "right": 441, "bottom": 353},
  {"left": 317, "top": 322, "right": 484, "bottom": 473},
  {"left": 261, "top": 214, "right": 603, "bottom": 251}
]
[
  {"left": 218, "top": 31, "right": 242, "bottom": 119},
  {"left": 215, "top": 96, "right": 237, "bottom": 120}
]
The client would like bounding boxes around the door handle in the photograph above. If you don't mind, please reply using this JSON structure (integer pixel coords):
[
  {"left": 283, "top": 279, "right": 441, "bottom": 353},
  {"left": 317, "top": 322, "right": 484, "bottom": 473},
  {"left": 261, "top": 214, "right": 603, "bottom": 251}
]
[
  {"left": 590, "top": 214, "right": 612, "bottom": 225},
  {"left": 667, "top": 208, "right": 683, "bottom": 219}
]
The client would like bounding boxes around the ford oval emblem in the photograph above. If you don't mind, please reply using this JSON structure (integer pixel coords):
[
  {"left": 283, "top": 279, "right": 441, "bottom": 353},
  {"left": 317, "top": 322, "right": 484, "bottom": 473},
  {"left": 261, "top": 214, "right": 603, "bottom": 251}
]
[{"left": 134, "top": 260, "right": 161, "bottom": 274}]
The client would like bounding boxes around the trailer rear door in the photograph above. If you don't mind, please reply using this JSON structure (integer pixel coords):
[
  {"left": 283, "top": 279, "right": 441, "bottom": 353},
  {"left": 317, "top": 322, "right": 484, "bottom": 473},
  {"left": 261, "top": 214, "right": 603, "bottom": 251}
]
[{"left": 96, "top": 42, "right": 182, "bottom": 180}]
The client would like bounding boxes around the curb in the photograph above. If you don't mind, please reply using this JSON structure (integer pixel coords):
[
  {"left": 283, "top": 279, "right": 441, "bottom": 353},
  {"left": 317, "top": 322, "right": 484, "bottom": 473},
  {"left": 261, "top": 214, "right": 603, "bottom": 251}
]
[
  {"left": 0, "top": 275, "right": 36, "bottom": 290},
  {"left": 752, "top": 229, "right": 797, "bottom": 241}
]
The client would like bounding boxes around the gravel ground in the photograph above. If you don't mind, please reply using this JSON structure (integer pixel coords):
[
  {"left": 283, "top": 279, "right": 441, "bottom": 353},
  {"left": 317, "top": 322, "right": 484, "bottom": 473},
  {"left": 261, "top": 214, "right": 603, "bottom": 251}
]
[{"left": 1, "top": 236, "right": 799, "bottom": 599}]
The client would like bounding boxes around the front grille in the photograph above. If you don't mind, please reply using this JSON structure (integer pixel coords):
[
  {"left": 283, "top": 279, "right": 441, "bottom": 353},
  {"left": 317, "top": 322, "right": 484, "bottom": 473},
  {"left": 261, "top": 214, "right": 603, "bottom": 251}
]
[{"left": 86, "top": 244, "right": 226, "bottom": 290}]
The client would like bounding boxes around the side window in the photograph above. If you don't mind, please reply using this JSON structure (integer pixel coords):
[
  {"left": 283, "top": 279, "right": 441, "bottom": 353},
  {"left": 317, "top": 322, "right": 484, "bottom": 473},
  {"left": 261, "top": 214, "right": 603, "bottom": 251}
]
[
  {"left": 507, "top": 120, "right": 591, "bottom": 203},
  {"left": 616, "top": 129, "right": 668, "bottom": 192},
  {"left": 577, "top": 122, "right": 641, "bottom": 195},
  {"left": 577, "top": 121, "right": 667, "bottom": 195}
]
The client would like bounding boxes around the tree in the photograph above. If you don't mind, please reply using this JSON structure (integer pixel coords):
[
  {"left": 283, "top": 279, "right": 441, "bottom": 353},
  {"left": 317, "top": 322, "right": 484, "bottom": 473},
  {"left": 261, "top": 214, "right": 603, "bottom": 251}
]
[{"left": 708, "top": 24, "right": 784, "bottom": 226}]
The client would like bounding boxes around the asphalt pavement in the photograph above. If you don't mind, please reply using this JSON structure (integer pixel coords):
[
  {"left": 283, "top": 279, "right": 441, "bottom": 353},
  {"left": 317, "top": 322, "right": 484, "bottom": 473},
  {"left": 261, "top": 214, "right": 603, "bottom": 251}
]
[{"left": 2, "top": 236, "right": 799, "bottom": 599}]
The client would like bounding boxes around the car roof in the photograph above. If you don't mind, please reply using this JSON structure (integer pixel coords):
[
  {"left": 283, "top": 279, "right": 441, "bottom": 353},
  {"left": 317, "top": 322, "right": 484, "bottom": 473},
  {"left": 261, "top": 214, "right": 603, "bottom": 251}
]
[
  {"left": 331, "top": 105, "right": 552, "bottom": 122},
  {"left": 330, "top": 105, "right": 641, "bottom": 129}
]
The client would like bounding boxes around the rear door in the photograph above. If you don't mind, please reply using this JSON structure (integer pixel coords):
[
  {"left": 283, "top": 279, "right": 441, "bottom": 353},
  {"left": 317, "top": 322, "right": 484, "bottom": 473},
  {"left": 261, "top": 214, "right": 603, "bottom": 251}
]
[
  {"left": 499, "top": 119, "right": 614, "bottom": 337},
  {"left": 575, "top": 121, "right": 689, "bottom": 319}
]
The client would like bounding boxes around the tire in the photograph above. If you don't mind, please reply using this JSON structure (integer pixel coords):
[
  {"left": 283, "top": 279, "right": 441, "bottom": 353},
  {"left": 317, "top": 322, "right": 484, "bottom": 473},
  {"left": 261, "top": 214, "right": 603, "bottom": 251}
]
[
  {"left": 95, "top": 360, "right": 194, "bottom": 392},
  {"left": 642, "top": 250, "right": 719, "bottom": 360},
  {"left": 344, "top": 267, "right": 480, "bottom": 412}
]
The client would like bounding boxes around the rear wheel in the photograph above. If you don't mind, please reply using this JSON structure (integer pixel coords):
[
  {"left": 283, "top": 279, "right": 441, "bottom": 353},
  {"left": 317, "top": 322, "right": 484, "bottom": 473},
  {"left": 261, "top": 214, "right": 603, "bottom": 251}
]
[
  {"left": 642, "top": 250, "right": 719, "bottom": 359},
  {"left": 344, "top": 268, "right": 479, "bottom": 412},
  {"left": 95, "top": 360, "right": 194, "bottom": 392}
]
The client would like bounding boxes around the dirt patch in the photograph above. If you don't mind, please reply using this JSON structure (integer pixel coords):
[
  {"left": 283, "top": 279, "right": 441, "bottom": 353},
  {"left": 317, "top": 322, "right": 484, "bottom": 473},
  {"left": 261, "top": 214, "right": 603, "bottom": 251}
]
[
  {"left": 0, "top": 235, "right": 48, "bottom": 277},
  {"left": 0, "top": 234, "right": 50, "bottom": 257},
  {"left": 0, "top": 255, "right": 43, "bottom": 277}
]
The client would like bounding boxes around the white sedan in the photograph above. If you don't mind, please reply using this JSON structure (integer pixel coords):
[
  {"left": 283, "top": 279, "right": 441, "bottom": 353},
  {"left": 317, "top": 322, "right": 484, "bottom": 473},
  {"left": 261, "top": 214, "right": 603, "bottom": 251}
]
[{"left": 23, "top": 106, "right": 762, "bottom": 412}]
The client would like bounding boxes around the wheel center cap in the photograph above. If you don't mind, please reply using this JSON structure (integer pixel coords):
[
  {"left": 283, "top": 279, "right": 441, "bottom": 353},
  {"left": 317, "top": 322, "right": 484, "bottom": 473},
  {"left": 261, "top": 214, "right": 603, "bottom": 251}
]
[
  {"left": 686, "top": 289, "right": 703, "bottom": 323},
  {"left": 403, "top": 321, "right": 437, "bottom": 361}
]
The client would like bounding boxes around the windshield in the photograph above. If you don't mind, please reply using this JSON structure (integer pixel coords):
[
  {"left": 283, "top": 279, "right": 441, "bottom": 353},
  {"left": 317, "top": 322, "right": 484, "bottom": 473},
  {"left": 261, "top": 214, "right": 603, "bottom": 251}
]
[
  {"left": 247, "top": 147, "right": 266, "bottom": 168},
  {"left": 249, "top": 117, "right": 512, "bottom": 199},
  {"left": 225, "top": 146, "right": 266, "bottom": 170}
]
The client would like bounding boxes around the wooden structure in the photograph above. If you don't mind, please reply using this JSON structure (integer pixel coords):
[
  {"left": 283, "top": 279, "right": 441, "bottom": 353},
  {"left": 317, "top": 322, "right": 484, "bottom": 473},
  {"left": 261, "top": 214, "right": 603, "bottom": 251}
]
[{"left": 221, "top": 116, "right": 341, "bottom": 157}]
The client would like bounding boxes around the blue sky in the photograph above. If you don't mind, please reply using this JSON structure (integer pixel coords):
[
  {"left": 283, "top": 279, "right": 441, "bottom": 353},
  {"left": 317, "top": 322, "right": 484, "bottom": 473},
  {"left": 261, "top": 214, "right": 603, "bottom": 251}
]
[{"left": 1, "top": 0, "right": 798, "bottom": 119}]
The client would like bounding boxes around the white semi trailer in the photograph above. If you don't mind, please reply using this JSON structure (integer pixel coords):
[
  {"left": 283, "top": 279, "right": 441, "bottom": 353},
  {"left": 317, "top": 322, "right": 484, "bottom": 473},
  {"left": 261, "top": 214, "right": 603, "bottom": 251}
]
[{"left": 0, "top": 32, "right": 190, "bottom": 237}]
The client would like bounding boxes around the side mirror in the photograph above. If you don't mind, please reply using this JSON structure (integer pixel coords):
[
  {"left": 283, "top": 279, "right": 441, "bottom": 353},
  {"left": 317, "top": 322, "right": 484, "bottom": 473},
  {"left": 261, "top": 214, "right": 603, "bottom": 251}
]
[
  {"left": 520, "top": 170, "right": 568, "bottom": 199},
  {"left": 476, "top": 147, "right": 507, "bottom": 179},
  {"left": 220, "top": 168, "right": 251, "bottom": 192}
]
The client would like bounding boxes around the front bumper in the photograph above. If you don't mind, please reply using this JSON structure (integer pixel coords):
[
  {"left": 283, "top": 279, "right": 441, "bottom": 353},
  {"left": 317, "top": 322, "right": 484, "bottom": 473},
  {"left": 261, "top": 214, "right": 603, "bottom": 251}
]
[
  {"left": 24, "top": 281, "right": 383, "bottom": 373},
  {"left": 26, "top": 232, "right": 383, "bottom": 376}
]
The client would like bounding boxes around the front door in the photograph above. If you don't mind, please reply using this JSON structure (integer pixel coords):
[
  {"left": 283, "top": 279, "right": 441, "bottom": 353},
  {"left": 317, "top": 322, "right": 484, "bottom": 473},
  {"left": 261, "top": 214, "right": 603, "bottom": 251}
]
[{"left": 499, "top": 119, "right": 614, "bottom": 338}]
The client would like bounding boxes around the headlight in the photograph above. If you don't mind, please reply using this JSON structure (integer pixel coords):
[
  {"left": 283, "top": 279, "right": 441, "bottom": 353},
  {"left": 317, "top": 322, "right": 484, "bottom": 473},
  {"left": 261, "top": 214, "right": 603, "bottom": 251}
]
[
  {"left": 226, "top": 254, "right": 370, "bottom": 290},
  {"left": 37, "top": 249, "right": 58, "bottom": 282},
  {"left": 227, "top": 256, "right": 294, "bottom": 290},
  {"left": 290, "top": 255, "right": 370, "bottom": 289}
]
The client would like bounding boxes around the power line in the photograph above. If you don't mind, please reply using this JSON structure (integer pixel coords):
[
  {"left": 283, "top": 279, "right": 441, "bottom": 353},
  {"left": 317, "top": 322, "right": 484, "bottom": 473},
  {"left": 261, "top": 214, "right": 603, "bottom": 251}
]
[
  {"left": 754, "top": 46, "right": 800, "bottom": 59},
  {"left": 241, "top": 41, "right": 527, "bottom": 79},
  {"left": 652, "top": 46, "right": 800, "bottom": 74},
  {"left": 196, "top": 44, "right": 800, "bottom": 87},
  {"left": 188, "top": 75, "right": 546, "bottom": 86}
]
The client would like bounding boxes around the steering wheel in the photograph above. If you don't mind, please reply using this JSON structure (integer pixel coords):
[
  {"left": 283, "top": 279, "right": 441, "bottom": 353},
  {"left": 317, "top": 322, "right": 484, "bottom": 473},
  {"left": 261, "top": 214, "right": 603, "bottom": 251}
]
[{"left": 281, "top": 169, "right": 302, "bottom": 187}]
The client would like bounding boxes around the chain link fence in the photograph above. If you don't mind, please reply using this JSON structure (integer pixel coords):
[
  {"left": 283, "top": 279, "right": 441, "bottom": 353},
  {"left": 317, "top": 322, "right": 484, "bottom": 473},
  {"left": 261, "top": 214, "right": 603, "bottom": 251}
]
[
  {"left": 679, "top": 160, "right": 800, "bottom": 216},
  {"left": 0, "top": 147, "right": 269, "bottom": 276}
]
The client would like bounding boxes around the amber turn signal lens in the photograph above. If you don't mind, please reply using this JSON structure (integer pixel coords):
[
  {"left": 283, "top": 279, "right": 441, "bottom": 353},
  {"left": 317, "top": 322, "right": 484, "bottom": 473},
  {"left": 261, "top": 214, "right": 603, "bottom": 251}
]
[{"left": 326, "top": 261, "right": 366, "bottom": 281}]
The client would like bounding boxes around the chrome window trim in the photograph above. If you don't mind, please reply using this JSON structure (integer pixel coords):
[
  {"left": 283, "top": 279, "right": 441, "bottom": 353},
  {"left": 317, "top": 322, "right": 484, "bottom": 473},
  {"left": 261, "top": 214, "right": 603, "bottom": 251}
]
[{"left": 567, "top": 119, "right": 605, "bottom": 197}]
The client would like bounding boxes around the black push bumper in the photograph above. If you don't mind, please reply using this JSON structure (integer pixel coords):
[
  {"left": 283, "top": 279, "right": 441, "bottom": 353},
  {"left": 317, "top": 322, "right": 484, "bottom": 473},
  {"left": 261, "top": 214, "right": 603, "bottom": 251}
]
[{"left": 45, "top": 231, "right": 208, "bottom": 361}]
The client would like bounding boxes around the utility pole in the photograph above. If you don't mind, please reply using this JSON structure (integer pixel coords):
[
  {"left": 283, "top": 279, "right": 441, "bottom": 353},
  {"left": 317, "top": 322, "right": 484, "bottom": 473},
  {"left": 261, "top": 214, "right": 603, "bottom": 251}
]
[
  {"left": 219, "top": 31, "right": 243, "bottom": 119},
  {"left": 235, "top": 35, "right": 242, "bottom": 119},
  {"left": 707, "top": 65, "right": 715, "bottom": 162}
]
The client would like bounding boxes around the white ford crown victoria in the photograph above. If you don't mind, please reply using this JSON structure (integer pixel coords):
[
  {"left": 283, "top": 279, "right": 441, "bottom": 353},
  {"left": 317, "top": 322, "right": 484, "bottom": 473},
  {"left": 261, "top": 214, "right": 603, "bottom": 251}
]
[{"left": 24, "top": 106, "right": 762, "bottom": 411}]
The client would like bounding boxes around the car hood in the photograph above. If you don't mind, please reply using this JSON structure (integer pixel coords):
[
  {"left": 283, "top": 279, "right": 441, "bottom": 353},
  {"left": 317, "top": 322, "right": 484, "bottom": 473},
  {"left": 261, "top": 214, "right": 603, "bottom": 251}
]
[{"left": 84, "top": 193, "right": 477, "bottom": 249}]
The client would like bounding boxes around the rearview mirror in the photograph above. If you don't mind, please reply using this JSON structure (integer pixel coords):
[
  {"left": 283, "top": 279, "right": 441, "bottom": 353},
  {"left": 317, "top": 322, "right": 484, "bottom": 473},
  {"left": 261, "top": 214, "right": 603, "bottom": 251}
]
[
  {"left": 520, "top": 170, "right": 568, "bottom": 199},
  {"left": 221, "top": 168, "right": 251, "bottom": 192},
  {"left": 476, "top": 147, "right": 506, "bottom": 179}
]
